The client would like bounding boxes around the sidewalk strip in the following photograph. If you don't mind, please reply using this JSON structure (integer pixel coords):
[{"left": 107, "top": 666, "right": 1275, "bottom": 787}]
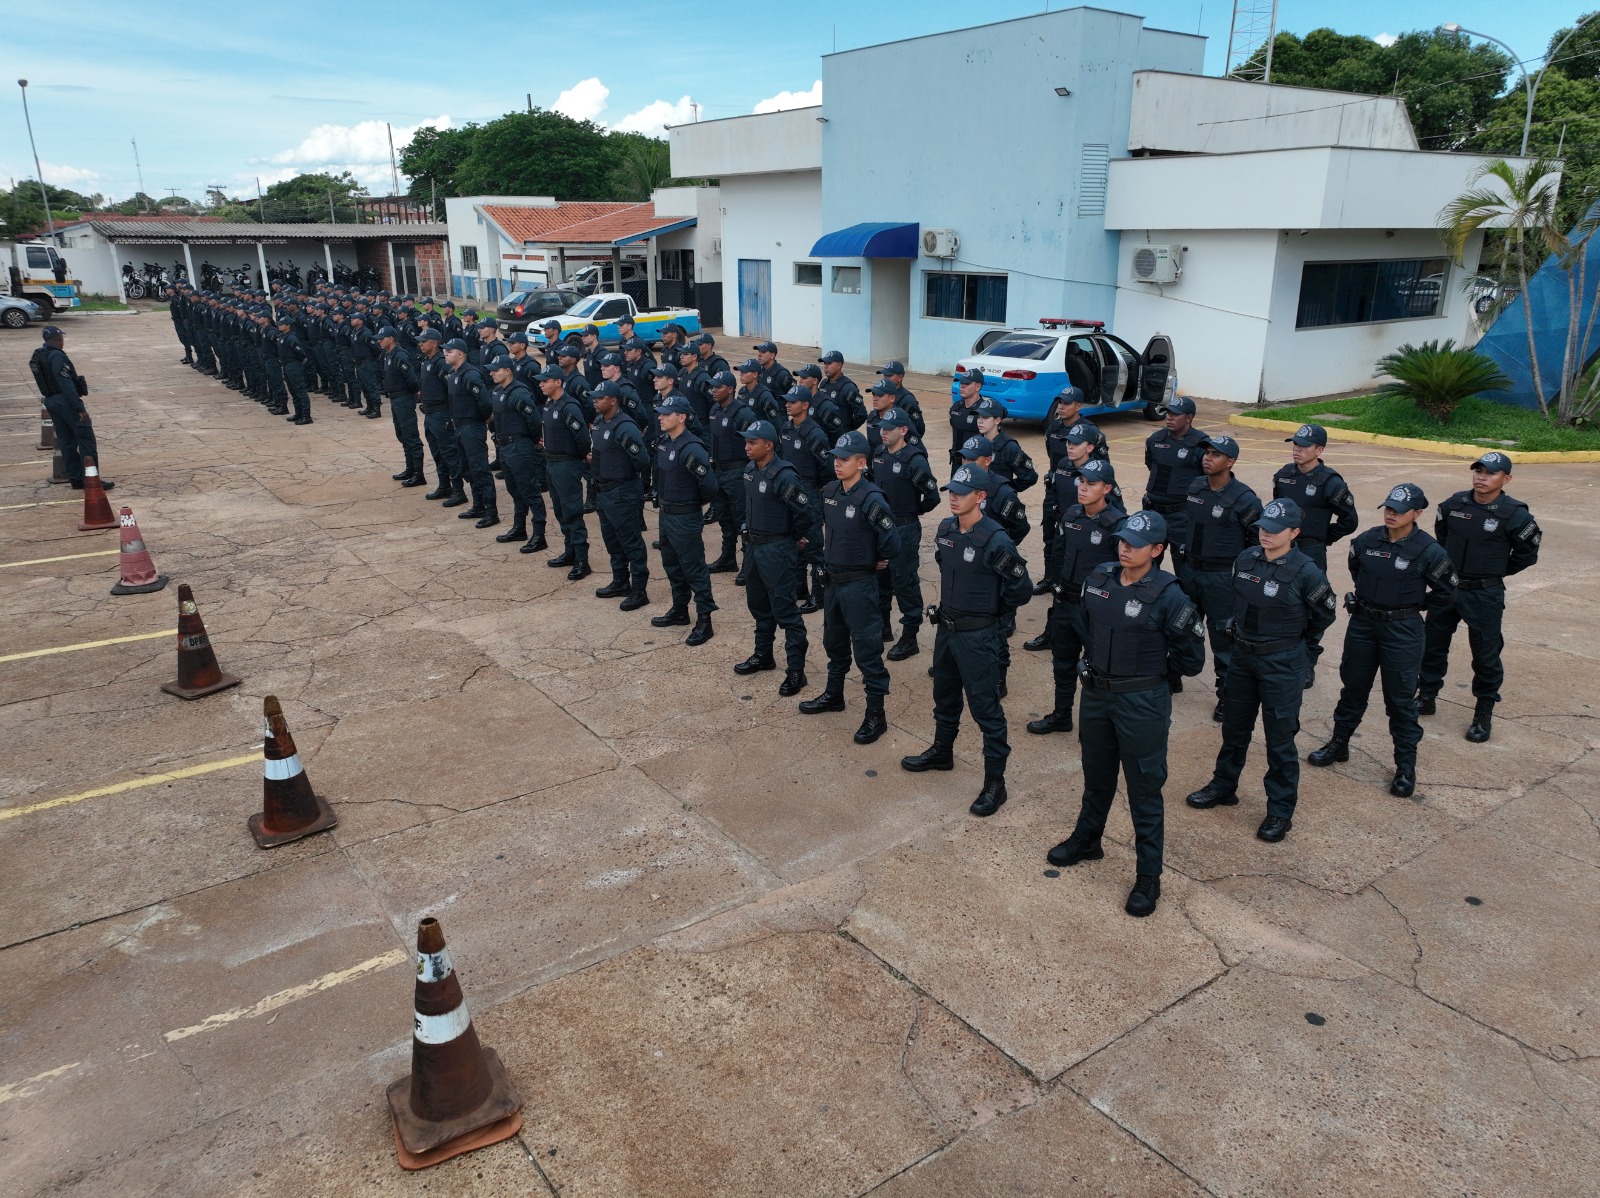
[
  {"left": 163, "top": 950, "right": 409, "bottom": 1043},
  {"left": 0, "top": 752, "right": 259, "bottom": 822},
  {"left": 0, "top": 629, "right": 169, "bottom": 663},
  {"left": 1, "top": 549, "right": 119, "bottom": 569}
]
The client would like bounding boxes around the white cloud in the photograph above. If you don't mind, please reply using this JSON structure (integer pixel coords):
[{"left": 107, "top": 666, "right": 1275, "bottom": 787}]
[
  {"left": 1374, "top": 33, "right": 1398, "bottom": 47},
  {"left": 753, "top": 81, "right": 822, "bottom": 115},
  {"left": 262, "top": 115, "right": 451, "bottom": 170},
  {"left": 554, "top": 77, "right": 610, "bottom": 123},
  {"left": 614, "top": 96, "right": 696, "bottom": 136},
  {"left": 38, "top": 161, "right": 103, "bottom": 187}
]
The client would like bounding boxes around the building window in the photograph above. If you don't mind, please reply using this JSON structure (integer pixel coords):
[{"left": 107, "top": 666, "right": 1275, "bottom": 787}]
[
  {"left": 925, "top": 271, "right": 1008, "bottom": 323},
  {"left": 832, "top": 266, "right": 861, "bottom": 295},
  {"left": 795, "top": 262, "right": 822, "bottom": 287},
  {"left": 1296, "top": 258, "right": 1449, "bottom": 329},
  {"left": 460, "top": 245, "right": 479, "bottom": 272}
]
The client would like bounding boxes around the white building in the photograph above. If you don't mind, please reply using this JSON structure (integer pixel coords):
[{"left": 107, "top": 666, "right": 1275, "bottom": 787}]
[{"left": 669, "top": 6, "right": 1540, "bottom": 406}]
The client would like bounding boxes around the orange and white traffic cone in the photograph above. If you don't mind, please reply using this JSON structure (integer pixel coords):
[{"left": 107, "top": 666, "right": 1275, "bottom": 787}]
[
  {"left": 37, "top": 402, "right": 55, "bottom": 451},
  {"left": 109, "top": 507, "right": 169, "bottom": 596},
  {"left": 387, "top": 917, "right": 522, "bottom": 1170},
  {"left": 248, "top": 696, "right": 336, "bottom": 848},
  {"left": 77, "top": 455, "right": 118, "bottom": 531},
  {"left": 160, "top": 584, "right": 241, "bottom": 700}
]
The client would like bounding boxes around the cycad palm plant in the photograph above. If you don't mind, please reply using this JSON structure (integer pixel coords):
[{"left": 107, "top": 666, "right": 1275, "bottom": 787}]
[{"left": 1373, "top": 340, "right": 1511, "bottom": 425}]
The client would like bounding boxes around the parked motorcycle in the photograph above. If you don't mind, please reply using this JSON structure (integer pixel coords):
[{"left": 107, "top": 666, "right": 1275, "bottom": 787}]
[{"left": 121, "top": 262, "right": 146, "bottom": 300}]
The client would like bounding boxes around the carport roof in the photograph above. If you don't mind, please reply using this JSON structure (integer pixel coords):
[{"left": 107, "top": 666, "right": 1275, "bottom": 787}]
[{"left": 83, "top": 220, "right": 448, "bottom": 243}]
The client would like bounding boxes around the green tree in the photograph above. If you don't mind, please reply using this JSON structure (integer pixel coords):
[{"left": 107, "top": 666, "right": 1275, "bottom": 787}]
[
  {"left": 607, "top": 134, "right": 672, "bottom": 201},
  {"left": 112, "top": 192, "right": 160, "bottom": 215},
  {"left": 454, "top": 110, "right": 612, "bottom": 199},
  {"left": 1548, "top": 11, "right": 1600, "bottom": 81},
  {"left": 261, "top": 171, "right": 368, "bottom": 223},
  {"left": 399, "top": 124, "right": 474, "bottom": 214},
  {"left": 1470, "top": 49, "right": 1600, "bottom": 227}
]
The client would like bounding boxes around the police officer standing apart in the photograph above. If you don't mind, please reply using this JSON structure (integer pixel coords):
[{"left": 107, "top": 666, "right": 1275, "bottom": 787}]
[
  {"left": 650, "top": 394, "right": 720, "bottom": 645},
  {"left": 1186, "top": 498, "right": 1337, "bottom": 842},
  {"left": 1027, "top": 458, "right": 1124, "bottom": 735},
  {"left": 1182, "top": 435, "right": 1263, "bottom": 720},
  {"left": 901, "top": 464, "right": 1034, "bottom": 817},
  {"left": 444, "top": 339, "right": 498, "bottom": 528},
  {"left": 1271, "top": 422, "right": 1357, "bottom": 685},
  {"left": 1046, "top": 511, "right": 1206, "bottom": 918},
  {"left": 379, "top": 326, "right": 425, "bottom": 482},
  {"left": 29, "top": 326, "right": 110, "bottom": 490},
  {"left": 588, "top": 380, "right": 652, "bottom": 609},
  {"left": 1417, "top": 452, "right": 1540, "bottom": 742},
  {"left": 1310, "top": 484, "right": 1457, "bottom": 798},
  {"left": 799, "top": 431, "right": 902, "bottom": 745},
  {"left": 1142, "top": 395, "right": 1207, "bottom": 576},
  {"left": 539, "top": 364, "right": 593, "bottom": 579},
  {"left": 872, "top": 409, "right": 940, "bottom": 659},
  {"left": 734, "top": 419, "right": 820, "bottom": 696}
]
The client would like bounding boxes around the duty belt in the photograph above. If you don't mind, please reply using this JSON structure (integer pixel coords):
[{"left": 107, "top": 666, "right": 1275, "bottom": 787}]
[
  {"left": 1081, "top": 670, "right": 1167, "bottom": 693},
  {"left": 826, "top": 566, "right": 876, "bottom": 584},
  {"left": 1455, "top": 576, "right": 1503, "bottom": 591},
  {"left": 1233, "top": 635, "right": 1304, "bottom": 656},
  {"left": 1356, "top": 601, "right": 1420, "bottom": 622},
  {"left": 594, "top": 476, "right": 635, "bottom": 492},
  {"left": 894, "top": 515, "right": 921, "bottom": 526},
  {"left": 1147, "top": 499, "right": 1185, "bottom": 514},
  {"left": 1190, "top": 557, "right": 1234, "bottom": 572},
  {"left": 746, "top": 531, "right": 791, "bottom": 545},
  {"left": 1052, "top": 581, "right": 1085, "bottom": 602},
  {"left": 661, "top": 501, "right": 701, "bottom": 515},
  {"left": 546, "top": 452, "right": 579, "bottom": 462},
  {"left": 454, "top": 416, "right": 484, "bottom": 425},
  {"left": 936, "top": 610, "right": 996, "bottom": 632}
]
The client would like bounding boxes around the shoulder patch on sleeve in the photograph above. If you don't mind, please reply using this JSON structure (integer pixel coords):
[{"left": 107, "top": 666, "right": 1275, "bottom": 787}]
[
  {"left": 991, "top": 545, "right": 1027, "bottom": 580},
  {"left": 688, "top": 456, "right": 708, "bottom": 478}
]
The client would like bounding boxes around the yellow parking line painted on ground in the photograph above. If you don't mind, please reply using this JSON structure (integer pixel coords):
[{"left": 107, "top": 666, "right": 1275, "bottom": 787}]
[
  {"left": 0, "top": 751, "right": 259, "bottom": 823},
  {"left": 0, "top": 500, "right": 74, "bottom": 511},
  {"left": 0, "top": 628, "right": 169, "bottom": 664},
  {"left": 0, "top": 549, "right": 119, "bottom": 569},
  {"left": 0, "top": 460, "right": 46, "bottom": 467},
  {"left": 0, "top": 1062, "right": 82, "bottom": 1107},
  {"left": 163, "top": 950, "right": 409, "bottom": 1043},
  {"left": 0, "top": 430, "right": 39, "bottom": 437}
]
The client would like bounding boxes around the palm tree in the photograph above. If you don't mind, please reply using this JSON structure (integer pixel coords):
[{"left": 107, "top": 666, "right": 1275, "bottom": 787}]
[
  {"left": 1373, "top": 340, "right": 1510, "bottom": 425},
  {"left": 609, "top": 139, "right": 672, "bottom": 202}
]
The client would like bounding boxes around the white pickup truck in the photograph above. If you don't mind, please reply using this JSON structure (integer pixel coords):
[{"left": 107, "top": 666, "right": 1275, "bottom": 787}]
[{"left": 531, "top": 292, "right": 701, "bottom": 348}]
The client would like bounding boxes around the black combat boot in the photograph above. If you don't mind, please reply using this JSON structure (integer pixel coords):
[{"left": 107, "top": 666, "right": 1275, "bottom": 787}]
[
  {"left": 1307, "top": 736, "right": 1349, "bottom": 767},
  {"left": 1390, "top": 767, "right": 1416, "bottom": 798},
  {"left": 650, "top": 607, "right": 691, "bottom": 628},
  {"left": 547, "top": 548, "right": 576, "bottom": 568},
  {"left": 440, "top": 481, "right": 468, "bottom": 508},
  {"left": 521, "top": 530, "right": 548, "bottom": 553},
  {"left": 392, "top": 464, "right": 414, "bottom": 481},
  {"left": 1023, "top": 629, "right": 1051, "bottom": 652},
  {"left": 1465, "top": 703, "right": 1493, "bottom": 743},
  {"left": 900, "top": 744, "right": 954, "bottom": 772},
  {"left": 798, "top": 688, "right": 845, "bottom": 714},
  {"left": 778, "top": 668, "right": 807, "bottom": 697},
  {"left": 1046, "top": 833, "right": 1104, "bottom": 867},
  {"left": 458, "top": 501, "right": 485, "bottom": 519},
  {"left": 401, "top": 469, "right": 428, "bottom": 489},
  {"left": 566, "top": 547, "right": 592, "bottom": 581},
  {"left": 495, "top": 522, "right": 528, "bottom": 543},
  {"left": 853, "top": 706, "right": 887, "bottom": 744},
  {"left": 685, "top": 612, "right": 714, "bottom": 646},
  {"left": 886, "top": 628, "right": 919, "bottom": 661},
  {"left": 798, "top": 569, "right": 824, "bottom": 615},
  {"left": 1125, "top": 875, "right": 1161, "bottom": 918},
  {"left": 619, "top": 589, "right": 650, "bottom": 612},
  {"left": 595, "top": 577, "right": 630, "bottom": 598},
  {"left": 970, "top": 775, "right": 1008, "bottom": 817},
  {"left": 733, "top": 652, "right": 776, "bottom": 675},
  {"left": 1185, "top": 781, "right": 1239, "bottom": 809},
  {"left": 474, "top": 505, "right": 500, "bottom": 529},
  {"left": 424, "top": 478, "right": 451, "bottom": 501},
  {"left": 1415, "top": 690, "right": 1437, "bottom": 716},
  {"left": 1026, "top": 710, "right": 1073, "bottom": 735},
  {"left": 708, "top": 547, "right": 737, "bottom": 574}
]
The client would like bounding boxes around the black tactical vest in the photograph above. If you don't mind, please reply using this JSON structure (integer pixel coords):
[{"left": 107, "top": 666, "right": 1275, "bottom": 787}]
[
  {"left": 710, "top": 397, "right": 756, "bottom": 464},
  {"left": 936, "top": 516, "right": 1003, "bottom": 616},
  {"left": 491, "top": 382, "right": 538, "bottom": 439},
  {"left": 1273, "top": 462, "right": 1340, "bottom": 542},
  {"left": 822, "top": 478, "right": 888, "bottom": 570},
  {"left": 656, "top": 434, "right": 707, "bottom": 504},
  {"left": 417, "top": 353, "right": 450, "bottom": 411},
  {"left": 592, "top": 412, "right": 643, "bottom": 480},
  {"left": 949, "top": 401, "right": 981, "bottom": 447},
  {"left": 1083, "top": 564, "right": 1180, "bottom": 677},
  {"left": 745, "top": 457, "right": 803, "bottom": 536},
  {"left": 872, "top": 444, "right": 931, "bottom": 519},
  {"left": 1145, "top": 429, "right": 1206, "bottom": 500},
  {"left": 1186, "top": 479, "right": 1253, "bottom": 562},
  {"left": 1057, "top": 503, "right": 1125, "bottom": 587},
  {"left": 1353, "top": 528, "right": 1436, "bottom": 608},
  {"left": 1233, "top": 547, "right": 1310, "bottom": 638},
  {"left": 780, "top": 419, "right": 831, "bottom": 489},
  {"left": 1439, "top": 493, "right": 1521, "bottom": 577},
  {"left": 542, "top": 395, "right": 587, "bottom": 455}
]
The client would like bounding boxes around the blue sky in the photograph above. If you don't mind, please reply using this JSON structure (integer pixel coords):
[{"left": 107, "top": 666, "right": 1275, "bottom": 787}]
[{"left": 2, "top": 0, "right": 1576, "bottom": 204}]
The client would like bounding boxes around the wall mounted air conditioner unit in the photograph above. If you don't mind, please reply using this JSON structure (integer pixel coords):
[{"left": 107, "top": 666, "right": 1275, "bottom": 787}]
[
  {"left": 711, "top": 236, "right": 722, "bottom": 254},
  {"left": 921, "top": 228, "right": 959, "bottom": 258},
  {"left": 1132, "top": 244, "right": 1182, "bottom": 284}
]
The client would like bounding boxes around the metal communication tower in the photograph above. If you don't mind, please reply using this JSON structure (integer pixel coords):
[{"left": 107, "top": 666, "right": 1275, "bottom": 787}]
[{"left": 1225, "top": 0, "right": 1280, "bottom": 82}]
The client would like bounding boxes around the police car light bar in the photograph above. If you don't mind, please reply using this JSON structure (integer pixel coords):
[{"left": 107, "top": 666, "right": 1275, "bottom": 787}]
[{"left": 1039, "top": 317, "right": 1105, "bottom": 329}]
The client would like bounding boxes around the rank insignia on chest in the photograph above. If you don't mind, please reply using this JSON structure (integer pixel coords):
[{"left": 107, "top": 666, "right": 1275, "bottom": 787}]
[
  {"left": 1396, "top": 557, "right": 1410, "bottom": 570},
  {"left": 758, "top": 480, "right": 768, "bottom": 493},
  {"left": 1212, "top": 505, "right": 1224, "bottom": 518},
  {"left": 845, "top": 504, "right": 856, "bottom": 518},
  {"left": 1483, "top": 518, "right": 1499, "bottom": 532},
  {"left": 1124, "top": 600, "right": 1143, "bottom": 618},
  {"left": 963, "top": 546, "right": 975, "bottom": 562},
  {"left": 1263, "top": 580, "right": 1279, "bottom": 597}
]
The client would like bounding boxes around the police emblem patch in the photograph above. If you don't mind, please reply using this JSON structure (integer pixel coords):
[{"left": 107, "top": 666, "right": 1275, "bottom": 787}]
[
  {"left": 720, "top": 417, "right": 729, "bottom": 427},
  {"left": 667, "top": 450, "right": 677, "bottom": 461},
  {"left": 1298, "top": 424, "right": 1314, "bottom": 438},
  {"left": 1263, "top": 580, "right": 1279, "bottom": 597},
  {"left": 1483, "top": 518, "right": 1499, "bottom": 532},
  {"left": 1305, "top": 484, "right": 1317, "bottom": 496},
  {"left": 892, "top": 462, "right": 902, "bottom": 474},
  {"left": 603, "top": 430, "right": 611, "bottom": 440},
  {"left": 1176, "top": 448, "right": 1188, "bottom": 459},
  {"left": 1124, "top": 600, "right": 1143, "bottom": 618},
  {"left": 1212, "top": 505, "right": 1224, "bottom": 518},
  {"left": 758, "top": 480, "right": 768, "bottom": 493},
  {"left": 1396, "top": 556, "right": 1410, "bottom": 570},
  {"left": 845, "top": 504, "right": 856, "bottom": 518},
  {"left": 1090, "top": 530, "right": 1102, "bottom": 544},
  {"left": 963, "top": 546, "right": 976, "bottom": 562}
]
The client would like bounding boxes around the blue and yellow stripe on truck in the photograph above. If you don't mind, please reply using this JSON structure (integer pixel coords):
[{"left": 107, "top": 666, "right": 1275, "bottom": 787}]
[
  {"left": 532, "top": 310, "right": 702, "bottom": 348},
  {"left": 30, "top": 282, "right": 81, "bottom": 309}
]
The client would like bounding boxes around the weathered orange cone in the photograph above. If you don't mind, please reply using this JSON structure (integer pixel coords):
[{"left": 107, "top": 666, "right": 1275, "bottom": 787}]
[
  {"left": 37, "top": 402, "right": 55, "bottom": 451},
  {"left": 160, "top": 584, "right": 241, "bottom": 700},
  {"left": 110, "top": 507, "right": 169, "bottom": 595},
  {"left": 248, "top": 696, "right": 336, "bottom": 848},
  {"left": 77, "top": 455, "right": 118, "bottom": 531},
  {"left": 387, "top": 918, "right": 522, "bottom": 1170}
]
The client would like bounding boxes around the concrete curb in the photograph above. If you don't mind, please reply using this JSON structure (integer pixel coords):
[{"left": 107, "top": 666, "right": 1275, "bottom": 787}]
[
  {"left": 65, "top": 308, "right": 140, "bottom": 318},
  {"left": 1227, "top": 413, "right": 1600, "bottom": 464}
]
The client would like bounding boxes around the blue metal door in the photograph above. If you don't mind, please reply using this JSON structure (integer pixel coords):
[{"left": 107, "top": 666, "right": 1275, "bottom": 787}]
[{"left": 737, "top": 259, "right": 772, "bottom": 339}]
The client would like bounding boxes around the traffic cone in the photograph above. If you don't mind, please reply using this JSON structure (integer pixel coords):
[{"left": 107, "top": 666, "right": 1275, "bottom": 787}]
[
  {"left": 160, "top": 584, "right": 241, "bottom": 700},
  {"left": 248, "top": 695, "right": 336, "bottom": 848},
  {"left": 77, "top": 455, "right": 118, "bottom": 531},
  {"left": 48, "top": 450, "right": 70, "bottom": 486},
  {"left": 109, "top": 507, "right": 169, "bottom": 596},
  {"left": 387, "top": 917, "right": 522, "bottom": 1170},
  {"left": 37, "top": 402, "right": 55, "bottom": 451}
]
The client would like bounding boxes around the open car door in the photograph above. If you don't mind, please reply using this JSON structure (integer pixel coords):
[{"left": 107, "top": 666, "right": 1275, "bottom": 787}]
[{"left": 1139, "top": 334, "right": 1176, "bottom": 410}]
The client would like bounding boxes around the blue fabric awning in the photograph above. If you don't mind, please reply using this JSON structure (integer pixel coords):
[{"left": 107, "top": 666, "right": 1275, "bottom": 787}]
[{"left": 810, "top": 222, "right": 920, "bottom": 258}]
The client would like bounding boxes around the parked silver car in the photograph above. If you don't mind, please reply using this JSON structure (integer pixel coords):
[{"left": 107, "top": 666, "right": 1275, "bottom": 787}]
[{"left": 0, "top": 294, "right": 43, "bottom": 329}]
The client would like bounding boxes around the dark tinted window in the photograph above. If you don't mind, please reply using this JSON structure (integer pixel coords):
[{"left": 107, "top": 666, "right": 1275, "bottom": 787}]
[
  {"left": 1296, "top": 259, "right": 1447, "bottom": 328},
  {"left": 926, "top": 272, "right": 1008, "bottom": 323},
  {"left": 978, "top": 333, "right": 1054, "bottom": 361}
]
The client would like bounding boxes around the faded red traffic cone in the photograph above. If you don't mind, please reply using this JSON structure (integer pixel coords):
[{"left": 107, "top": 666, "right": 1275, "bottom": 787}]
[
  {"left": 387, "top": 918, "right": 522, "bottom": 1170},
  {"left": 248, "top": 696, "right": 336, "bottom": 848},
  {"left": 37, "top": 402, "right": 55, "bottom": 451},
  {"left": 77, "top": 455, "right": 118, "bottom": 531},
  {"left": 160, "top": 584, "right": 241, "bottom": 700},
  {"left": 109, "top": 507, "right": 169, "bottom": 596}
]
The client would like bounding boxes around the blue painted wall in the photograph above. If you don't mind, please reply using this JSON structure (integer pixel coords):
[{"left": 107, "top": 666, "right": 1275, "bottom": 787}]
[{"left": 818, "top": 9, "right": 1204, "bottom": 372}]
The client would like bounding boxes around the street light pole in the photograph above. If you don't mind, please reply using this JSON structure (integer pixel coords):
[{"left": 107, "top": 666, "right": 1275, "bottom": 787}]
[
  {"left": 16, "top": 79, "right": 58, "bottom": 246},
  {"left": 1443, "top": 15, "right": 1597, "bottom": 156}
]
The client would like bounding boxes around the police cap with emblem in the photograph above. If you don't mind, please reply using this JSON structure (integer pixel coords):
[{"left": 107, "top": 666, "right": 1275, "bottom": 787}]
[
  {"left": 973, "top": 397, "right": 1006, "bottom": 419},
  {"left": 1471, "top": 451, "right": 1513, "bottom": 474},
  {"left": 488, "top": 359, "right": 514, "bottom": 376},
  {"left": 599, "top": 351, "right": 622, "bottom": 367},
  {"left": 942, "top": 464, "right": 991, "bottom": 495},
  {"left": 783, "top": 386, "right": 812, "bottom": 405},
  {"left": 960, "top": 369, "right": 985, "bottom": 388},
  {"left": 654, "top": 394, "right": 694, "bottom": 416},
  {"left": 1379, "top": 483, "right": 1428, "bottom": 512},
  {"left": 1055, "top": 385, "right": 1086, "bottom": 407},
  {"left": 507, "top": 332, "right": 529, "bottom": 345},
  {"left": 591, "top": 379, "right": 622, "bottom": 399},
  {"left": 533, "top": 365, "right": 565, "bottom": 382},
  {"left": 736, "top": 358, "right": 762, "bottom": 374},
  {"left": 831, "top": 430, "right": 870, "bottom": 459},
  {"left": 877, "top": 360, "right": 906, "bottom": 376},
  {"left": 418, "top": 329, "right": 442, "bottom": 343},
  {"left": 739, "top": 419, "right": 779, "bottom": 443},
  {"left": 959, "top": 435, "right": 995, "bottom": 460},
  {"left": 752, "top": 340, "right": 777, "bottom": 353},
  {"left": 1064, "top": 423, "right": 1098, "bottom": 444},
  {"left": 1257, "top": 497, "right": 1303, "bottom": 532},
  {"left": 1114, "top": 511, "right": 1169, "bottom": 547},
  {"left": 1200, "top": 434, "right": 1241, "bottom": 459},
  {"left": 650, "top": 362, "right": 680, "bottom": 379},
  {"left": 1286, "top": 423, "right": 1327, "bottom": 447},
  {"left": 708, "top": 370, "right": 736, "bottom": 389},
  {"left": 795, "top": 364, "right": 822, "bottom": 380},
  {"left": 1077, "top": 458, "right": 1116, "bottom": 485},
  {"left": 818, "top": 350, "right": 845, "bottom": 365},
  {"left": 869, "top": 379, "right": 896, "bottom": 397},
  {"left": 556, "top": 341, "right": 583, "bottom": 360},
  {"left": 877, "top": 408, "right": 911, "bottom": 430},
  {"left": 443, "top": 338, "right": 468, "bottom": 352},
  {"left": 1161, "top": 395, "right": 1197, "bottom": 415}
]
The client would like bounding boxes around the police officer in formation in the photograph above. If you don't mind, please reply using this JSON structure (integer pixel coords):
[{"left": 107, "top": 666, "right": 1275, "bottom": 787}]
[
  {"left": 29, "top": 325, "right": 110, "bottom": 489},
  {"left": 734, "top": 420, "right": 820, "bottom": 695},
  {"left": 1310, "top": 484, "right": 1457, "bottom": 798},
  {"left": 957, "top": 435, "right": 1030, "bottom": 696},
  {"left": 503, "top": 333, "right": 550, "bottom": 552},
  {"left": 1027, "top": 458, "right": 1124, "bottom": 736},
  {"left": 1048, "top": 511, "right": 1205, "bottom": 918},
  {"left": 1416, "top": 452, "right": 1540, "bottom": 742},
  {"left": 588, "top": 379, "right": 652, "bottom": 609},
  {"left": 779, "top": 385, "right": 834, "bottom": 614},
  {"left": 443, "top": 338, "right": 498, "bottom": 528},
  {"left": 649, "top": 394, "right": 720, "bottom": 645},
  {"left": 378, "top": 327, "right": 424, "bottom": 481},
  {"left": 901, "top": 464, "right": 1034, "bottom": 817},
  {"left": 973, "top": 398, "right": 1038, "bottom": 491},
  {"left": 417, "top": 330, "right": 466, "bottom": 507},
  {"left": 818, "top": 350, "right": 868, "bottom": 431},
  {"left": 1186, "top": 498, "right": 1336, "bottom": 842},
  {"left": 875, "top": 361, "right": 926, "bottom": 438},
  {"left": 1142, "top": 395, "right": 1207, "bottom": 577},
  {"left": 706, "top": 371, "right": 760, "bottom": 576},
  {"left": 1272, "top": 422, "right": 1357, "bottom": 685},
  {"left": 487, "top": 358, "right": 547, "bottom": 556},
  {"left": 872, "top": 408, "right": 941, "bottom": 660},
  {"left": 948, "top": 370, "right": 986, "bottom": 472},
  {"left": 1180, "top": 435, "right": 1263, "bottom": 719},
  {"left": 753, "top": 340, "right": 793, "bottom": 399},
  {"left": 541, "top": 363, "right": 593, "bottom": 578},
  {"left": 736, "top": 358, "right": 783, "bottom": 428},
  {"left": 799, "top": 430, "right": 902, "bottom": 745}
]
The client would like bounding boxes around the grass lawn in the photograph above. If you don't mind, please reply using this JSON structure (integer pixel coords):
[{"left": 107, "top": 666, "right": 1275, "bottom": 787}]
[
  {"left": 1254, "top": 393, "right": 1600, "bottom": 453},
  {"left": 74, "top": 295, "right": 132, "bottom": 312}
]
